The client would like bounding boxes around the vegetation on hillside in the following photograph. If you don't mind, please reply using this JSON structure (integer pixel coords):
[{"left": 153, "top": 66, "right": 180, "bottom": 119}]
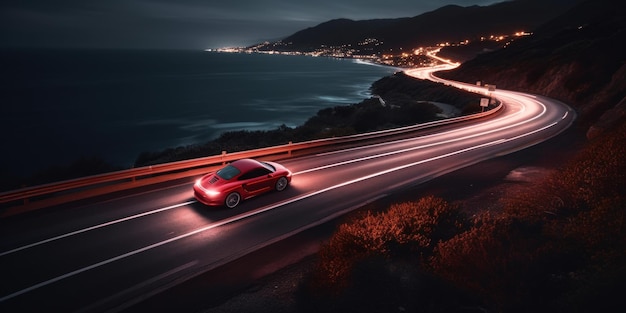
[
  {"left": 437, "top": 0, "right": 626, "bottom": 137},
  {"left": 133, "top": 74, "right": 482, "bottom": 167},
  {"left": 298, "top": 121, "right": 626, "bottom": 312}
]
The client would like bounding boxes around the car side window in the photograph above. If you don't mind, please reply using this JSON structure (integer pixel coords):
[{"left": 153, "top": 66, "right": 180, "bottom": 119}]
[{"left": 238, "top": 168, "right": 271, "bottom": 180}]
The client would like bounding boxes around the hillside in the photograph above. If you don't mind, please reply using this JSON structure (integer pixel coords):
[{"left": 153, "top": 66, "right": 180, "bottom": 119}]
[{"left": 437, "top": 0, "right": 626, "bottom": 138}]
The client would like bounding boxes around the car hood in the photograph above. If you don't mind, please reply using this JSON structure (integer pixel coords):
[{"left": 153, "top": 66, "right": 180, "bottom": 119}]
[{"left": 198, "top": 174, "right": 228, "bottom": 189}]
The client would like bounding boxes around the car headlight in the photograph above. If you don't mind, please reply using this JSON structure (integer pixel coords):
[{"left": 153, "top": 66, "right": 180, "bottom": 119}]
[{"left": 205, "top": 190, "right": 220, "bottom": 197}]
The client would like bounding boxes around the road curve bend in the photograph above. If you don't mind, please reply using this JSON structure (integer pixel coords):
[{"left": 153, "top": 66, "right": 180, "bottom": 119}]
[{"left": 0, "top": 65, "right": 576, "bottom": 312}]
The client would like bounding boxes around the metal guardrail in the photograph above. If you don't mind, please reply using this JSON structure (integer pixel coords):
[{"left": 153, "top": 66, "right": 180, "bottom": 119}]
[{"left": 0, "top": 103, "right": 502, "bottom": 209}]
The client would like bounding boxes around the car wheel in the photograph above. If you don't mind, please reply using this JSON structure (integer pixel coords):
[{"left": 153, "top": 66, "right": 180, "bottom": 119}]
[
  {"left": 275, "top": 176, "right": 289, "bottom": 191},
  {"left": 225, "top": 192, "right": 241, "bottom": 209}
]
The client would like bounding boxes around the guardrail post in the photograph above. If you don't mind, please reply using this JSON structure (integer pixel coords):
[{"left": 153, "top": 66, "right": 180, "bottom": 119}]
[
  {"left": 221, "top": 151, "right": 227, "bottom": 165},
  {"left": 288, "top": 141, "right": 292, "bottom": 156}
]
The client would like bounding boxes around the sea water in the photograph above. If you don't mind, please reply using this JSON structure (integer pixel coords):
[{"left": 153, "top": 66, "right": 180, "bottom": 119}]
[{"left": 0, "top": 49, "right": 396, "bottom": 176}]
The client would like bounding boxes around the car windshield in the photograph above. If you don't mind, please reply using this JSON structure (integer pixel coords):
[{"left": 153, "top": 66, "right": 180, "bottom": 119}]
[{"left": 216, "top": 165, "right": 241, "bottom": 180}]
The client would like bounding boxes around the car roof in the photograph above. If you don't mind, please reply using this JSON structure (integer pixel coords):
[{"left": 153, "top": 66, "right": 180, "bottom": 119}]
[{"left": 230, "top": 159, "right": 269, "bottom": 172}]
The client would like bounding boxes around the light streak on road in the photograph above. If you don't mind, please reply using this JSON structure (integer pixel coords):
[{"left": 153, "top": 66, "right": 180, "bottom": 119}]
[
  {"left": 0, "top": 136, "right": 507, "bottom": 303},
  {"left": 0, "top": 200, "right": 197, "bottom": 258},
  {"left": 0, "top": 63, "right": 576, "bottom": 312}
]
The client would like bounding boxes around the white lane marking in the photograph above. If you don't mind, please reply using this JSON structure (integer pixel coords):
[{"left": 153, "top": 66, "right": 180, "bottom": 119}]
[
  {"left": 0, "top": 89, "right": 545, "bottom": 258},
  {"left": 0, "top": 138, "right": 505, "bottom": 303},
  {"left": 505, "top": 122, "right": 559, "bottom": 142},
  {"left": 1, "top": 91, "right": 566, "bottom": 302},
  {"left": 1, "top": 113, "right": 565, "bottom": 302},
  {"left": 0, "top": 91, "right": 544, "bottom": 257},
  {"left": 0, "top": 201, "right": 196, "bottom": 257},
  {"left": 0, "top": 95, "right": 519, "bottom": 256}
]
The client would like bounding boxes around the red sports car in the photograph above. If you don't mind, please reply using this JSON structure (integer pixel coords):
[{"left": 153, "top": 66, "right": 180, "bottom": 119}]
[{"left": 194, "top": 158, "right": 292, "bottom": 208}]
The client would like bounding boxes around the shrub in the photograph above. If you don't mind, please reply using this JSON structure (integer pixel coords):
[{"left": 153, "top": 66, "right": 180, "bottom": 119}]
[
  {"left": 309, "top": 196, "right": 465, "bottom": 294},
  {"left": 429, "top": 213, "right": 577, "bottom": 312}
]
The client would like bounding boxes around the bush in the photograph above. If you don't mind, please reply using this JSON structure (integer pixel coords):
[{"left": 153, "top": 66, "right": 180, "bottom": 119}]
[
  {"left": 429, "top": 214, "right": 577, "bottom": 312},
  {"left": 309, "top": 196, "right": 465, "bottom": 294}
]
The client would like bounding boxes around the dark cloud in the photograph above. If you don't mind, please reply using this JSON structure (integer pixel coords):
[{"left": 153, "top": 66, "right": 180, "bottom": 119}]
[{"left": 1, "top": 0, "right": 502, "bottom": 50}]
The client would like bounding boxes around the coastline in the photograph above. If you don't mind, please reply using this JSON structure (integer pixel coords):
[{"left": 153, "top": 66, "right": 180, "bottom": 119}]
[{"left": 0, "top": 50, "right": 397, "bottom": 188}]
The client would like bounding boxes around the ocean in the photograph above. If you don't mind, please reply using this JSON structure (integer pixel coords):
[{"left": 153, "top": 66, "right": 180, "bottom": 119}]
[{"left": 0, "top": 49, "right": 397, "bottom": 176}]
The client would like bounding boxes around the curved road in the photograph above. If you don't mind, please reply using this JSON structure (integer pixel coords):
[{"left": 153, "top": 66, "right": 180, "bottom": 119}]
[{"left": 0, "top": 65, "right": 575, "bottom": 312}]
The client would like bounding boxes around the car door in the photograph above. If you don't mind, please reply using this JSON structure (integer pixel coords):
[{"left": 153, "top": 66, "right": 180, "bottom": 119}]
[{"left": 239, "top": 167, "right": 273, "bottom": 197}]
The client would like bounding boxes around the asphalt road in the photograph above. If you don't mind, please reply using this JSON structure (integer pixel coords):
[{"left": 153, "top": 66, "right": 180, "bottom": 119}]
[{"left": 0, "top": 66, "right": 575, "bottom": 312}]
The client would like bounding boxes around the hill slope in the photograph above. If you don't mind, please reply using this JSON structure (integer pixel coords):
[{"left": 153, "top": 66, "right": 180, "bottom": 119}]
[
  {"left": 437, "top": 0, "right": 626, "bottom": 138},
  {"left": 267, "top": 0, "right": 579, "bottom": 53}
]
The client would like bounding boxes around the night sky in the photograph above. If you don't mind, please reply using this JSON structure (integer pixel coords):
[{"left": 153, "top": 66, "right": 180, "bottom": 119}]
[{"left": 2, "top": 0, "right": 502, "bottom": 50}]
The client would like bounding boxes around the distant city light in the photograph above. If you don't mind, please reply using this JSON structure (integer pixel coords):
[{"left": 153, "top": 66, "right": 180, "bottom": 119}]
[{"left": 211, "top": 30, "right": 533, "bottom": 67}]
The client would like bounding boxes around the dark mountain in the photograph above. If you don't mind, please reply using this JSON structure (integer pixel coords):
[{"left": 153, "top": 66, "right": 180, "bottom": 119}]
[
  {"left": 273, "top": 0, "right": 579, "bottom": 52},
  {"left": 437, "top": 0, "right": 626, "bottom": 138},
  {"left": 282, "top": 18, "right": 403, "bottom": 49}
]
